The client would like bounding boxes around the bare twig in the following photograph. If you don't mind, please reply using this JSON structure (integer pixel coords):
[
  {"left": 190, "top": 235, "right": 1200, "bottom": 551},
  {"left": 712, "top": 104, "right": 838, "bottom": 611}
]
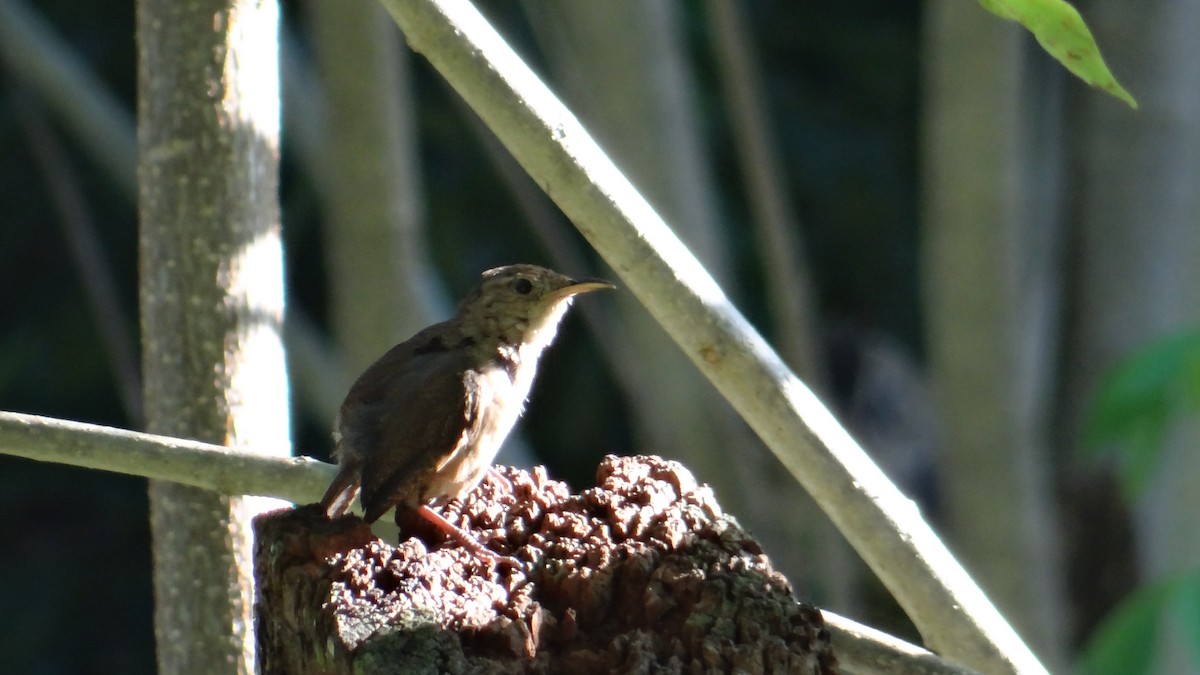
[
  {"left": 0, "top": 411, "right": 331, "bottom": 504},
  {"left": 824, "top": 611, "right": 981, "bottom": 675}
]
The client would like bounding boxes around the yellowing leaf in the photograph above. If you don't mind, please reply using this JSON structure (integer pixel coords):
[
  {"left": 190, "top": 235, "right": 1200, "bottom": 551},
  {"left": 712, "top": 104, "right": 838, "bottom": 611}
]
[{"left": 979, "top": 0, "right": 1137, "bottom": 109}]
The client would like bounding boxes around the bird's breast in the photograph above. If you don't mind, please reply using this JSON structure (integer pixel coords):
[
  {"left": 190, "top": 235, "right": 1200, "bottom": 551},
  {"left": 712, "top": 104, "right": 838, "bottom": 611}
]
[
  {"left": 475, "top": 358, "right": 534, "bottom": 423},
  {"left": 426, "top": 361, "right": 530, "bottom": 501},
  {"left": 470, "top": 359, "right": 536, "bottom": 456}
]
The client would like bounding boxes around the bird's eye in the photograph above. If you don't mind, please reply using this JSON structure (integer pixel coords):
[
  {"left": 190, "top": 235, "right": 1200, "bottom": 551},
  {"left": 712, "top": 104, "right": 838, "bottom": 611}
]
[{"left": 513, "top": 278, "right": 534, "bottom": 295}]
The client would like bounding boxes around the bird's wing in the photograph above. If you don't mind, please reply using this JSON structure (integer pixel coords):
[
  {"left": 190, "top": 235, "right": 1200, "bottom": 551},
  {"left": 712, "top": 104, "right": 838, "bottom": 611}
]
[{"left": 356, "top": 346, "right": 480, "bottom": 523}]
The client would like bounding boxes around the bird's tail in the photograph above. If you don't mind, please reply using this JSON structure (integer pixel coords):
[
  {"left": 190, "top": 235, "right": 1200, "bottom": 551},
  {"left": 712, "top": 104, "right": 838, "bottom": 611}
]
[{"left": 319, "top": 466, "right": 360, "bottom": 518}]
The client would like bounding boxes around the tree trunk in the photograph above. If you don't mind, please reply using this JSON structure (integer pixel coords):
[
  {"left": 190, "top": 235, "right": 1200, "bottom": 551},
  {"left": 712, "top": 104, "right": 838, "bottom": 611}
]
[
  {"left": 254, "top": 456, "right": 836, "bottom": 674},
  {"left": 1065, "top": 0, "right": 1200, "bottom": 669},
  {"left": 309, "top": 0, "right": 447, "bottom": 369},
  {"left": 920, "top": 0, "right": 1068, "bottom": 665},
  {"left": 137, "top": 0, "right": 290, "bottom": 671}
]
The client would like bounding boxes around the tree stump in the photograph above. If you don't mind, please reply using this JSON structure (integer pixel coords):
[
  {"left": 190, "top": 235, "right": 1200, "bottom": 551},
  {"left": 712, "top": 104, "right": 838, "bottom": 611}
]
[{"left": 254, "top": 454, "right": 837, "bottom": 674}]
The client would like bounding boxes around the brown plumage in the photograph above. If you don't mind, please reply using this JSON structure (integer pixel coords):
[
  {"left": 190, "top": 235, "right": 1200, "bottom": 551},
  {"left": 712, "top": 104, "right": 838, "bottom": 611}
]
[{"left": 319, "top": 264, "right": 613, "bottom": 538}]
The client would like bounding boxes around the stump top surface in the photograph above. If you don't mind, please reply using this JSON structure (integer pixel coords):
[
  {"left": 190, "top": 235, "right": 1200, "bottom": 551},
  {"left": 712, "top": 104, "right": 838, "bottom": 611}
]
[{"left": 255, "top": 454, "right": 836, "bottom": 674}]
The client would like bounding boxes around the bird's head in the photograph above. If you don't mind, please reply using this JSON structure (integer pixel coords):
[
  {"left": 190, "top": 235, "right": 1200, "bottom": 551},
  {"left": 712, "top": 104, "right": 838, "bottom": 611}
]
[{"left": 457, "top": 264, "right": 613, "bottom": 350}]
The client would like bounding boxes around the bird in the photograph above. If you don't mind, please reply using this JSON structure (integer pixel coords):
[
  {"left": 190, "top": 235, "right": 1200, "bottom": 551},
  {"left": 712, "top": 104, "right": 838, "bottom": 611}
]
[{"left": 319, "top": 264, "right": 613, "bottom": 556}]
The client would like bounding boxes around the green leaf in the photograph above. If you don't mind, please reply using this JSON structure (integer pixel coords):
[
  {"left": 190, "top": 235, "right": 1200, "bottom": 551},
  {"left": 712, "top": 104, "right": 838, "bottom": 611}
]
[
  {"left": 978, "top": 0, "right": 1137, "bottom": 108},
  {"left": 1081, "top": 329, "right": 1200, "bottom": 497},
  {"left": 1079, "top": 573, "right": 1200, "bottom": 674},
  {"left": 1174, "top": 574, "right": 1200, "bottom": 666},
  {"left": 1078, "top": 581, "right": 1170, "bottom": 675}
]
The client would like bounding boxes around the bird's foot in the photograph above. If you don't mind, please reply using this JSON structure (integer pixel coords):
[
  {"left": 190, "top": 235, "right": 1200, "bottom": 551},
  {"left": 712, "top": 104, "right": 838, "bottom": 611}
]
[
  {"left": 485, "top": 466, "right": 514, "bottom": 493},
  {"left": 415, "top": 505, "right": 524, "bottom": 571}
]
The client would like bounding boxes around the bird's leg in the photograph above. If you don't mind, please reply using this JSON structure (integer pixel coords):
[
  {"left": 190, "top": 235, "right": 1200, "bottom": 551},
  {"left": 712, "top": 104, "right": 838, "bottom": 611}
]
[
  {"left": 485, "top": 466, "right": 513, "bottom": 492},
  {"left": 413, "top": 505, "right": 523, "bottom": 570},
  {"left": 415, "top": 505, "right": 489, "bottom": 555}
]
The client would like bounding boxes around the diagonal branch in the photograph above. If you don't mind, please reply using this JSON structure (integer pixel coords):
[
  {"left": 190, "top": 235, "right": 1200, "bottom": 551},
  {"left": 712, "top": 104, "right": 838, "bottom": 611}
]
[{"left": 375, "top": 0, "right": 1046, "bottom": 672}]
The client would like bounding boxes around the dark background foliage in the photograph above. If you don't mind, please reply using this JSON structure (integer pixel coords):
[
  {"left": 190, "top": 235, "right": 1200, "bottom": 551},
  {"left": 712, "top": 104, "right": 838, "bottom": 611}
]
[{"left": 1, "top": 1, "right": 922, "bottom": 672}]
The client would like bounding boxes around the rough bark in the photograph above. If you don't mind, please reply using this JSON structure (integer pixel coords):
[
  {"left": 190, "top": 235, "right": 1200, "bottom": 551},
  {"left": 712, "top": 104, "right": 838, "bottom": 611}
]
[
  {"left": 137, "top": 0, "right": 290, "bottom": 671},
  {"left": 255, "top": 455, "right": 836, "bottom": 674}
]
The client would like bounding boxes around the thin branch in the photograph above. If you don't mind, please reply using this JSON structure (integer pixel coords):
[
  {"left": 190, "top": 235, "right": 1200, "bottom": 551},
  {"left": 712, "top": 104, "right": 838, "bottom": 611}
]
[
  {"left": 0, "top": 411, "right": 332, "bottom": 504},
  {"left": 376, "top": 1, "right": 1046, "bottom": 672},
  {"left": 824, "top": 611, "right": 981, "bottom": 675}
]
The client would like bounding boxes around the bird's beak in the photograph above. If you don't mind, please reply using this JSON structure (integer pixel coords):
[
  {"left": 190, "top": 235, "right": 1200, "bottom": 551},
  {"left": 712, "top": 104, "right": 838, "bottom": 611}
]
[{"left": 559, "top": 277, "right": 616, "bottom": 298}]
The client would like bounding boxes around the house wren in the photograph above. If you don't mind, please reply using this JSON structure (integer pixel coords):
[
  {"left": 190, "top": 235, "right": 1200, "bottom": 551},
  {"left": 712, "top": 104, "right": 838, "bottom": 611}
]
[{"left": 319, "top": 264, "right": 613, "bottom": 552}]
